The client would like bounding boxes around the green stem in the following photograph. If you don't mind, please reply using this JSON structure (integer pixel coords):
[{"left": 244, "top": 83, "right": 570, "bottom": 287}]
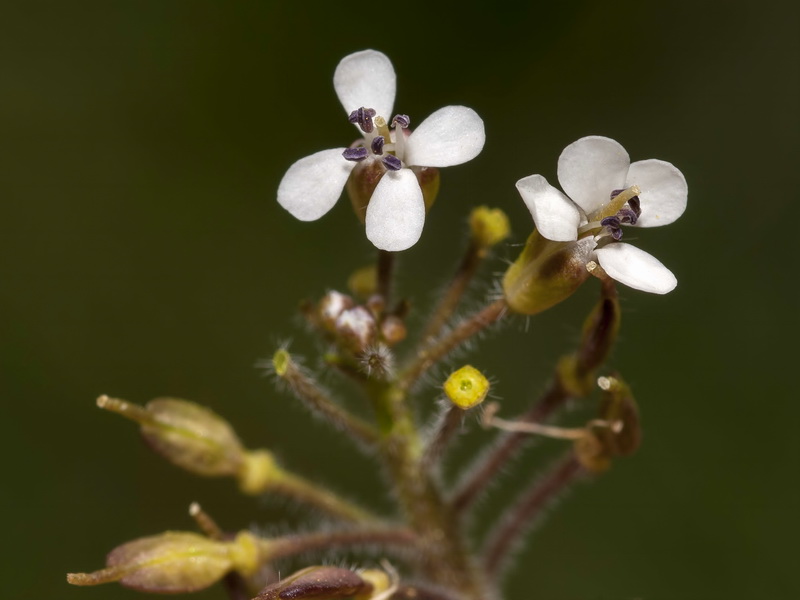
[
  {"left": 370, "top": 382, "right": 486, "bottom": 599},
  {"left": 267, "top": 467, "right": 380, "bottom": 524}
]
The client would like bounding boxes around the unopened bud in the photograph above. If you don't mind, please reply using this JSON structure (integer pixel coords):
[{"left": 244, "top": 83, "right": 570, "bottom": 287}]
[
  {"left": 380, "top": 315, "right": 407, "bottom": 345},
  {"left": 469, "top": 206, "right": 511, "bottom": 248},
  {"left": 444, "top": 365, "right": 490, "bottom": 410},
  {"left": 348, "top": 265, "right": 378, "bottom": 298},
  {"left": 318, "top": 291, "right": 355, "bottom": 331},
  {"left": 336, "top": 306, "right": 378, "bottom": 353},
  {"left": 254, "top": 566, "right": 374, "bottom": 600},
  {"left": 67, "top": 530, "right": 259, "bottom": 593},
  {"left": 502, "top": 232, "right": 595, "bottom": 315}
]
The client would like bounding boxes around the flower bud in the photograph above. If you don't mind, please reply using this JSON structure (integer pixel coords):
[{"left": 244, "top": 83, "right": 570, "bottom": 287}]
[
  {"left": 67, "top": 530, "right": 259, "bottom": 593},
  {"left": 444, "top": 365, "right": 490, "bottom": 410},
  {"left": 318, "top": 290, "right": 355, "bottom": 332},
  {"left": 502, "top": 231, "right": 595, "bottom": 315},
  {"left": 254, "top": 566, "right": 374, "bottom": 600},
  {"left": 469, "top": 206, "right": 510, "bottom": 248},
  {"left": 380, "top": 314, "right": 407, "bottom": 345},
  {"left": 348, "top": 265, "right": 378, "bottom": 299},
  {"left": 336, "top": 306, "right": 378, "bottom": 353}
]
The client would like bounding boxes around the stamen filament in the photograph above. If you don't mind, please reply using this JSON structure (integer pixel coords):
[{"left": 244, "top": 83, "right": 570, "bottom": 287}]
[{"left": 593, "top": 185, "right": 641, "bottom": 221}]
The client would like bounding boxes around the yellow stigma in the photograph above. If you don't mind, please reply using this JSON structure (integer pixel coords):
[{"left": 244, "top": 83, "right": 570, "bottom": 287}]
[{"left": 444, "top": 365, "right": 490, "bottom": 409}]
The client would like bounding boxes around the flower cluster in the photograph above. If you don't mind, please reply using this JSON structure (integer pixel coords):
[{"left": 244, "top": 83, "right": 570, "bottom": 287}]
[{"left": 69, "top": 49, "right": 688, "bottom": 600}]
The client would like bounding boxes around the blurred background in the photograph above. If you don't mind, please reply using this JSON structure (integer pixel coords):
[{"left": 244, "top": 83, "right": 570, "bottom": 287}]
[{"left": 2, "top": 1, "right": 797, "bottom": 598}]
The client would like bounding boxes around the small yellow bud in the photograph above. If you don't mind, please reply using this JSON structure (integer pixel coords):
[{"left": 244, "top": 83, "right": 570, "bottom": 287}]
[
  {"left": 272, "top": 349, "right": 291, "bottom": 377},
  {"left": 348, "top": 265, "right": 378, "bottom": 298},
  {"left": 469, "top": 206, "right": 511, "bottom": 248},
  {"left": 67, "top": 531, "right": 257, "bottom": 593},
  {"left": 444, "top": 365, "right": 490, "bottom": 409}
]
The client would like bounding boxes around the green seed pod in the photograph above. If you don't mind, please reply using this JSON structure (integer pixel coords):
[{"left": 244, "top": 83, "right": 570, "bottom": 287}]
[{"left": 502, "top": 231, "right": 595, "bottom": 315}]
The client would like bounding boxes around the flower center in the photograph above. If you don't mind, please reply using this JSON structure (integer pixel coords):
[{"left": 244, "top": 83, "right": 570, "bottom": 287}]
[
  {"left": 343, "top": 107, "right": 411, "bottom": 171},
  {"left": 577, "top": 186, "right": 642, "bottom": 242}
]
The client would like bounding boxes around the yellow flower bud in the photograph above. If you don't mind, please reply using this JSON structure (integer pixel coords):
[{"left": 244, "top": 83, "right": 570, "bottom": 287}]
[
  {"left": 444, "top": 365, "right": 490, "bottom": 409},
  {"left": 469, "top": 206, "right": 510, "bottom": 248},
  {"left": 348, "top": 265, "right": 378, "bottom": 298}
]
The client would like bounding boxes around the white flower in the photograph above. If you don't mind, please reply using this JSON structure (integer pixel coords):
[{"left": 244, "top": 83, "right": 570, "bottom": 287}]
[
  {"left": 277, "top": 50, "right": 486, "bottom": 252},
  {"left": 516, "top": 136, "right": 687, "bottom": 294}
]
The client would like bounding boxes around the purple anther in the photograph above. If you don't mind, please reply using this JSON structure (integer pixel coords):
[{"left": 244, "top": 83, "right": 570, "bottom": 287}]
[
  {"left": 348, "top": 107, "right": 377, "bottom": 133},
  {"left": 382, "top": 154, "right": 402, "bottom": 171},
  {"left": 371, "top": 136, "right": 385, "bottom": 155},
  {"left": 392, "top": 114, "right": 410, "bottom": 129},
  {"left": 610, "top": 227, "right": 623, "bottom": 241},
  {"left": 610, "top": 189, "right": 624, "bottom": 199},
  {"left": 342, "top": 147, "right": 369, "bottom": 162},
  {"left": 628, "top": 196, "right": 642, "bottom": 217},
  {"left": 618, "top": 208, "right": 638, "bottom": 225},
  {"left": 601, "top": 216, "right": 621, "bottom": 229}
]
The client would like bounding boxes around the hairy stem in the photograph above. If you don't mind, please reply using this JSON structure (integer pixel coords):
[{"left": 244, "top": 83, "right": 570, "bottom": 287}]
[
  {"left": 400, "top": 298, "right": 508, "bottom": 390},
  {"left": 370, "top": 383, "right": 486, "bottom": 599},
  {"left": 422, "top": 405, "right": 465, "bottom": 469},
  {"left": 261, "top": 527, "right": 420, "bottom": 562},
  {"left": 274, "top": 350, "right": 380, "bottom": 446},
  {"left": 266, "top": 467, "right": 380, "bottom": 523},
  {"left": 482, "top": 453, "right": 584, "bottom": 579},
  {"left": 451, "top": 379, "right": 569, "bottom": 514},
  {"left": 420, "top": 240, "right": 486, "bottom": 344}
]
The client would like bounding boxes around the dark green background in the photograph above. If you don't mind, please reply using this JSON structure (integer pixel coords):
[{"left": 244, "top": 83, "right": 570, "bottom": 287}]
[{"left": 2, "top": 1, "right": 797, "bottom": 598}]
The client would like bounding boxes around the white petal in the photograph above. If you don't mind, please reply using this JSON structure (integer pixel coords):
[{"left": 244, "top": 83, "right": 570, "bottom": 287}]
[
  {"left": 333, "top": 50, "right": 396, "bottom": 121},
  {"left": 626, "top": 159, "right": 688, "bottom": 227},
  {"left": 557, "top": 136, "right": 630, "bottom": 216},
  {"left": 277, "top": 149, "right": 355, "bottom": 221},
  {"left": 403, "top": 106, "right": 485, "bottom": 168},
  {"left": 595, "top": 243, "right": 677, "bottom": 294},
  {"left": 365, "top": 169, "right": 425, "bottom": 251},
  {"left": 516, "top": 174, "right": 580, "bottom": 242}
]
